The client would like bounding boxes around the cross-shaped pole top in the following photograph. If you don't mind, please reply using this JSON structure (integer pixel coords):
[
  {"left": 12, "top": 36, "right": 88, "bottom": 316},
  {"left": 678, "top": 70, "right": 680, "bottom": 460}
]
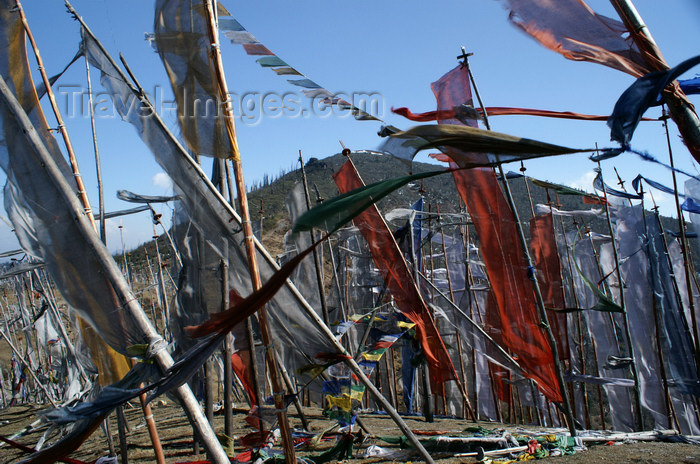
[{"left": 457, "top": 46, "right": 473, "bottom": 67}]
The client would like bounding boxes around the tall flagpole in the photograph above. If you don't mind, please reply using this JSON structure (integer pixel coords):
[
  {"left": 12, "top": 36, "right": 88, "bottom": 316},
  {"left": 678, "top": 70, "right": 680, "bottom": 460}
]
[
  {"left": 460, "top": 47, "right": 577, "bottom": 436},
  {"left": 299, "top": 150, "right": 330, "bottom": 325},
  {"left": 15, "top": 3, "right": 167, "bottom": 462},
  {"left": 200, "top": 2, "right": 296, "bottom": 462},
  {"left": 84, "top": 51, "right": 106, "bottom": 243},
  {"left": 608, "top": 0, "right": 700, "bottom": 163},
  {"left": 595, "top": 161, "right": 645, "bottom": 431},
  {"left": 68, "top": 3, "right": 435, "bottom": 460},
  {"left": 0, "top": 72, "right": 230, "bottom": 463},
  {"left": 662, "top": 107, "right": 700, "bottom": 371}
]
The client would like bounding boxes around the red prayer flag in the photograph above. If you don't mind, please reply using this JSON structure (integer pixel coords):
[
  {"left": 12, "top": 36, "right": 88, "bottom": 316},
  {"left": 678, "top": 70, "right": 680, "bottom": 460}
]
[
  {"left": 392, "top": 105, "right": 656, "bottom": 122},
  {"left": 530, "top": 213, "right": 569, "bottom": 360},
  {"left": 333, "top": 160, "right": 457, "bottom": 390},
  {"left": 231, "top": 350, "right": 257, "bottom": 407},
  {"left": 432, "top": 65, "right": 563, "bottom": 402},
  {"left": 242, "top": 43, "right": 274, "bottom": 55},
  {"left": 502, "top": 0, "right": 650, "bottom": 77}
]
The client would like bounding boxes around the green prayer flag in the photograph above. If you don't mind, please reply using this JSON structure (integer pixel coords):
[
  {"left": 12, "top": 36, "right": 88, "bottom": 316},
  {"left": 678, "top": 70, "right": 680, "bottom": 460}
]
[
  {"left": 293, "top": 168, "right": 449, "bottom": 234},
  {"left": 256, "top": 56, "right": 288, "bottom": 67},
  {"left": 572, "top": 231, "right": 624, "bottom": 313}
]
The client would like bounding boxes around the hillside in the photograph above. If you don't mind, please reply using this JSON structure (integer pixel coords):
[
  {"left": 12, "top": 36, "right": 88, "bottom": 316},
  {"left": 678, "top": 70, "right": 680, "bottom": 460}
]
[
  {"left": 121, "top": 152, "right": 690, "bottom": 264},
  {"left": 246, "top": 152, "right": 607, "bottom": 247}
]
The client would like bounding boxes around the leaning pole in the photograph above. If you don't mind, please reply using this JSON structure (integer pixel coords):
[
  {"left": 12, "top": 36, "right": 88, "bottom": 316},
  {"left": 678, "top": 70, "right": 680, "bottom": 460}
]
[{"left": 0, "top": 74, "right": 231, "bottom": 464}]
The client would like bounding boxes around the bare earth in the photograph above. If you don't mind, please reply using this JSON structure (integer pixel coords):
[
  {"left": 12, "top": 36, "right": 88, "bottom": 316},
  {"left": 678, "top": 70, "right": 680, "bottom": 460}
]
[{"left": 1, "top": 402, "right": 699, "bottom": 464}]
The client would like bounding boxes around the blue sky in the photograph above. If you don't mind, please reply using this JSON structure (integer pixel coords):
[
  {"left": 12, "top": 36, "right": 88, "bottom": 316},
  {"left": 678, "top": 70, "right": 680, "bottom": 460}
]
[{"left": 4, "top": 0, "right": 700, "bottom": 253}]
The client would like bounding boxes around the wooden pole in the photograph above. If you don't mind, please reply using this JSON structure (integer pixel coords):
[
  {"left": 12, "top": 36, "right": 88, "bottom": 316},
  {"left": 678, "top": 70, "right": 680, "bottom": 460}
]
[
  {"left": 200, "top": 2, "right": 295, "bottom": 461},
  {"left": 421, "top": 204, "right": 437, "bottom": 422},
  {"left": 646, "top": 192, "right": 687, "bottom": 431},
  {"left": 608, "top": 0, "right": 700, "bottom": 164},
  {"left": 221, "top": 260, "right": 235, "bottom": 456},
  {"left": 274, "top": 350, "right": 311, "bottom": 431},
  {"left": 520, "top": 163, "right": 536, "bottom": 218},
  {"left": 617, "top": 173, "right": 682, "bottom": 431},
  {"left": 0, "top": 329, "right": 57, "bottom": 407},
  {"left": 551, "top": 194, "right": 603, "bottom": 429},
  {"left": 152, "top": 224, "right": 171, "bottom": 343},
  {"left": 590, "top": 339, "right": 607, "bottom": 430},
  {"left": 662, "top": 108, "right": 700, "bottom": 370},
  {"left": 0, "top": 364, "right": 6, "bottom": 408},
  {"left": 462, "top": 222, "right": 503, "bottom": 423},
  {"left": 437, "top": 204, "right": 470, "bottom": 418},
  {"left": 463, "top": 49, "right": 576, "bottom": 436},
  {"left": 596, "top": 162, "right": 645, "bottom": 431},
  {"left": 0, "top": 68, "right": 230, "bottom": 463},
  {"left": 299, "top": 151, "right": 330, "bottom": 325},
  {"left": 14, "top": 0, "right": 95, "bottom": 227},
  {"left": 387, "top": 346, "right": 400, "bottom": 412},
  {"left": 259, "top": 199, "right": 264, "bottom": 241},
  {"left": 84, "top": 47, "right": 106, "bottom": 243},
  {"left": 68, "top": 4, "right": 433, "bottom": 459},
  {"left": 14, "top": 3, "right": 169, "bottom": 458},
  {"left": 315, "top": 184, "right": 347, "bottom": 320}
]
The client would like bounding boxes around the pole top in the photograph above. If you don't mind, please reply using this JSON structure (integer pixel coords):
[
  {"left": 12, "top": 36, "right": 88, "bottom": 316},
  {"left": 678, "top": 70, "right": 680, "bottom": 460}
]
[
  {"left": 339, "top": 140, "right": 351, "bottom": 157},
  {"left": 458, "top": 46, "right": 473, "bottom": 67}
]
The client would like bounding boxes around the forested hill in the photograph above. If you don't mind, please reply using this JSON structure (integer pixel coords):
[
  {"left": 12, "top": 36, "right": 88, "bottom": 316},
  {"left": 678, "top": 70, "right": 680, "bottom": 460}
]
[{"left": 124, "top": 151, "right": 686, "bottom": 263}]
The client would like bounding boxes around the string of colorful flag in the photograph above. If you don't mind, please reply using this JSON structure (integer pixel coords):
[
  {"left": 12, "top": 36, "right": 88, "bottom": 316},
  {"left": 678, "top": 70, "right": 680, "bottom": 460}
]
[{"left": 215, "top": 4, "right": 380, "bottom": 122}]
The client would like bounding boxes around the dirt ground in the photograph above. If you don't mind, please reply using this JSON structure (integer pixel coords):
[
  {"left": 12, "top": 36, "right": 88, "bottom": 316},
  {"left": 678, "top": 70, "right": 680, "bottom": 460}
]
[{"left": 1, "top": 401, "right": 699, "bottom": 464}]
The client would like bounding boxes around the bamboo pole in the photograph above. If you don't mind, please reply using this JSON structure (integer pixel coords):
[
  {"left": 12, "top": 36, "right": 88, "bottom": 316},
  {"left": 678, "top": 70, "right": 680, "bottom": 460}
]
[
  {"left": 619, "top": 174, "right": 681, "bottom": 431},
  {"left": 646, "top": 191, "right": 687, "bottom": 431},
  {"left": 316, "top": 184, "right": 348, "bottom": 320},
  {"left": 596, "top": 163, "right": 645, "bottom": 431},
  {"left": 219, "top": 164, "right": 263, "bottom": 413},
  {"left": 138, "top": 392, "right": 165, "bottom": 464},
  {"left": 0, "top": 329, "right": 57, "bottom": 407},
  {"left": 299, "top": 151, "right": 330, "bottom": 325},
  {"left": 608, "top": 0, "right": 700, "bottom": 163},
  {"left": 222, "top": 158, "right": 263, "bottom": 413},
  {"left": 437, "top": 204, "right": 470, "bottom": 418},
  {"left": 14, "top": 3, "right": 169, "bottom": 458},
  {"left": 662, "top": 108, "right": 700, "bottom": 371},
  {"left": 274, "top": 350, "right": 311, "bottom": 431},
  {"left": 200, "top": 2, "right": 295, "bottom": 461},
  {"left": 221, "top": 259, "right": 235, "bottom": 456},
  {"left": 67, "top": 4, "right": 434, "bottom": 458},
  {"left": 0, "top": 69, "right": 230, "bottom": 463},
  {"left": 84, "top": 45, "right": 106, "bottom": 243},
  {"left": 14, "top": 0, "right": 94, "bottom": 227},
  {"left": 551, "top": 194, "right": 603, "bottom": 429},
  {"left": 462, "top": 49, "right": 576, "bottom": 436},
  {"left": 590, "top": 339, "right": 607, "bottom": 430},
  {"left": 32, "top": 269, "right": 87, "bottom": 382},
  {"left": 152, "top": 225, "right": 171, "bottom": 342}
]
